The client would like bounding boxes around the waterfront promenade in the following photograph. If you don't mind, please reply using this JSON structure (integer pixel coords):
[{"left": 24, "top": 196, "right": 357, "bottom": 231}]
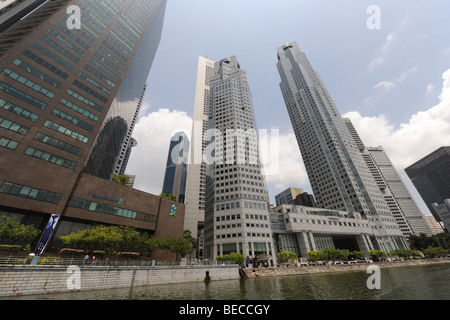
[
  {"left": 244, "top": 257, "right": 450, "bottom": 278},
  {"left": 1, "top": 256, "right": 449, "bottom": 298}
]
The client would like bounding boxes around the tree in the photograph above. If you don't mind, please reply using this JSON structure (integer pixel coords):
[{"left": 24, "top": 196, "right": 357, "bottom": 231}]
[
  {"left": 308, "top": 250, "right": 320, "bottom": 262},
  {"left": 159, "top": 192, "right": 177, "bottom": 201},
  {"left": 369, "top": 250, "right": 387, "bottom": 260},
  {"left": 216, "top": 252, "right": 246, "bottom": 265},
  {"left": 0, "top": 216, "right": 40, "bottom": 244},
  {"left": 111, "top": 174, "right": 130, "bottom": 185},
  {"left": 59, "top": 224, "right": 123, "bottom": 255},
  {"left": 351, "top": 251, "right": 364, "bottom": 260},
  {"left": 277, "top": 251, "right": 298, "bottom": 264},
  {"left": 161, "top": 235, "right": 193, "bottom": 261}
]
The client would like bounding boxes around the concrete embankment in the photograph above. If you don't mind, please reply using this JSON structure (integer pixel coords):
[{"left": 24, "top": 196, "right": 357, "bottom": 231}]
[
  {"left": 244, "top": 258, "right": 450, "bottom": 278},
  {"left": 0, "top": 264, "right": 239, "bottom": 298}
]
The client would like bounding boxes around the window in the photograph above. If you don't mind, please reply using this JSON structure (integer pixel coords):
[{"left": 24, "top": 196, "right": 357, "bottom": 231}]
[{"left": 0, "top": 181, "right": 61, "bottom": 204}]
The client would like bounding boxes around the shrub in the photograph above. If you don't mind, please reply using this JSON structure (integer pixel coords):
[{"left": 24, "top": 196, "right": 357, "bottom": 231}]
[
  {"left": 0, "top": 244, "right": 22, "bottom": 252},
  {"left": 59, "top": 248, "right": 84, "bottom": 255}
]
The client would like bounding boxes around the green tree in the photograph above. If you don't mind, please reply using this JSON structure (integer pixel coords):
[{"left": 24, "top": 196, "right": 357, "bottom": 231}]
[
  {"left": 369, "top": 250, "right": 387, "bottom": 259},
  {"left": 159, "top": 192, "right": 177, "bottom": 201},
  {"left": 59, "top": 224, "right": 123, "bottom": 255},
  {"left": 308, "top": 250, "right": 320, "bottom": 262},
  {"left": 216, "top": 252, "right": 246, "bottom": 265},
  {"left": 111, "top": 174, "right": 130, "bottom": 185},
  {"left": 161, "top": 235, "right": 193, "bottom": 261},
  {"left": 351, "top": 251, "right": 364, "bottom": 260},
  {"left": 0, "top": 216, "right": 40, "bottom": 244},
  {"left": 277, "top": 251, "right": 298, "bottom": 263}
]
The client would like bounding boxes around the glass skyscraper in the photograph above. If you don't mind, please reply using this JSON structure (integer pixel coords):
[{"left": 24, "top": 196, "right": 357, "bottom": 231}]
[
  {"left": 405, "top": 146, "right": 450, "bottom": 222},
  {"left": 162, "top": 131, "right": 189, "bottom": 203},
  {"left": 0, "top": 0, "right": 167, "bottom": 243},
  {"left": 277, "top": 42, "right": 407, "bottom": 252}
]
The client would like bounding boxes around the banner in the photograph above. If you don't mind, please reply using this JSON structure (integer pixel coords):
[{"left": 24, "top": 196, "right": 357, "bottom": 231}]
[{"left": 34, "top": 214, "right": 60, "bottom": 255}]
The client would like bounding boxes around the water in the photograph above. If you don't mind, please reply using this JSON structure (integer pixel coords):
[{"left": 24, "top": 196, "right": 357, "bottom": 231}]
[{"left": 6, "top": 263, "right": 450, "bottom": 300}]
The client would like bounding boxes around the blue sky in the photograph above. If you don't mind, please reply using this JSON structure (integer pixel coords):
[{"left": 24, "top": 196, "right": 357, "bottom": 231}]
[{"left": 127, "top": 1, "right": 450, "bottom": 214}]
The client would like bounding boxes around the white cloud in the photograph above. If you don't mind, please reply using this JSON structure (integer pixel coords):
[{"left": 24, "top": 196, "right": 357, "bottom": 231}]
[
  {"left": 125, "top": 108, "right": 192, "bottom": 195},
  {"left": 373, "top": 67, "right": 418, "bottom": 92},
  {"left": 261, "top": 130, "right": 310, "bottom": 194},
  {"left": 368, "top": 19, "right": 409, "bottom": 71},
  {"left": 369, "top": 32, "right": 395, "bottom": 71},
  {"left": 344, "top": 68, "right": 450, "bottom": 171}
]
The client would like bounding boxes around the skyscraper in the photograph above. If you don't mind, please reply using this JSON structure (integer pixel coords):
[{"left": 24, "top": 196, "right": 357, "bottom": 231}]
[
  {"left": 0, "top": 0, "right": 47, "bottom": 33},
  {"left": 343, "top": 118, "right": 432, "bottom": 236},
  {"left": 0, "top": 0, "right": 168, "bottom": 249},
  {"left": 204, "top": 56, "right": 275, "bottom": 265},
  {"left": 405, "top": 146, "right": 450, "bottom": 222},
  {"left": 277, "top": 42, "right": 407, "bottom": 252},
  {"left": 184, "top": 56, "right": 214, "bottom": 240},
  {"left": 162, "top": 131, "right": 189, "bottom": 203}
]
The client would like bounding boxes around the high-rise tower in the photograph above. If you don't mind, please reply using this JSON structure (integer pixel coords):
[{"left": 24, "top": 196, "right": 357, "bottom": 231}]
[
  {"left": 0, "top": 0, "right": 167, "bottom": 247},
  {"left": 277, "top": 42, "right": 407, "bottom": 252},
  {"left": 162, "top": 131, "right": 189, "bottom": 203},
  {"left": 184, "top": 56, "right": 214, "bottom": 240},
  {"left": 204, "top": 56, "right": 275, "bottom": 265}
]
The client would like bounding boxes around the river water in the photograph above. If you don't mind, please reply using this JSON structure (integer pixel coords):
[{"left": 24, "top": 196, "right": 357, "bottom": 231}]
[{"left": 7, "top": 263, "right": 450, "bottom": 300}]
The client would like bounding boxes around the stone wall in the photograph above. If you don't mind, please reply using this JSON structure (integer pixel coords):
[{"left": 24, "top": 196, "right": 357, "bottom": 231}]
[
  {"left": 244, "top": 258, "right": 450, "bottom": 278},
  {"left": 0, "top": 264, "right": 239, "bottom": 297}
]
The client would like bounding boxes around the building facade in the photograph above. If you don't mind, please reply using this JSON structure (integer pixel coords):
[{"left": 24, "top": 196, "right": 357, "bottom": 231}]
[
  {"left": 270, "top": 204, "right": 384, "bottom": 258},
  {"left": 343, "top": 118, "right": 432, "bottom": 236},
  {"left": 423, "top": 214, "right": 445, "bottom": 234},
  {"left": 184, "top": 56, "right": 214, "bottom": 241},
  {"left": 162, "top": 131, "right": 189, "bottom": 203},
  {"left": 0, "top": 0, "right": 172, "bottom": 253},
  {"left": 204, "top": 56, "right": 276, "bottom": 265},
  {"left": 405, "top": 146, "right": 450, "bottom": 223},
  {"left": 431, "top": 200, "right": 450, "bottom": 233},
  {"left": 277, "top": 42, "right": 406, "bottom": 253},
  {"left": 274, "top": 187, "right": 303, "bottom": 206}
]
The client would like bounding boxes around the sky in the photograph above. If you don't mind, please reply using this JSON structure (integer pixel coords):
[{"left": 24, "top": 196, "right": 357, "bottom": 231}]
[{"left": 126, "top": 0, "right": 450, "bottom": 215}]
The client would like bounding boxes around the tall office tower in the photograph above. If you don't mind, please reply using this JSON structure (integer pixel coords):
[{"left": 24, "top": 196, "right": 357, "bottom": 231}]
[
  {"left": 0, "top": 0, "right": 167, "bottom": 236},
  {"left": 162, "top": 132, "right": 189, "bottom": 203},
  {"left": 343, "top": 118, "right": 432, "bottom": 236},
  {"left": 204, "top": 56, "right": 276, "bottom": 265},
  {"left": 113, "top": 84, "right": 147, "bottom": 176},
  {"left": 277, "top": 42, "right": 406, "bottom": 252},
  {"left": 184, "top": 56, "right": 214, "bottom": 240},
  {"left": 405, "top": 146, "right": 450, "bottom": 222},
  {"left": 0, "top": 0, "right": 47, "bottom": 33},
  {"left": 117, "top": 137, "right": 137, "bottom": 175}
]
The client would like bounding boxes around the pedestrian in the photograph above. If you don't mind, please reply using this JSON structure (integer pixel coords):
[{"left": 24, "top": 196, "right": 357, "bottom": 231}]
[{"left": 84, "top": 254, "right": 89, "bottom": 265}]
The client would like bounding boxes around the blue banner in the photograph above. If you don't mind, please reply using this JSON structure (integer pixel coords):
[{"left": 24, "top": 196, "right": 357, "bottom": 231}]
[{"left": 34, "top": 214, "right": 60, "bottom": 255}]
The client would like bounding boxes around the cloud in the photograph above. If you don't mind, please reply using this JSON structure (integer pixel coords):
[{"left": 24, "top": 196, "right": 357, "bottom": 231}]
[
  {"left": 368, "top": 20, "right": 408, "bottom": 71},
  {"left": 261, "top": 130, "right": 310, "bottom": 193},
  {"left": 369, "top": 32, "right": 395, "bottom": 71},
  {"left": 125, "top": 108, "right": 192, "bottom": 195},
  {"left": 344, "top": 68, "right": 450, "bottom": 171},
  {"left": 373, "top": 67, "right": 418, "bottom": 92}
]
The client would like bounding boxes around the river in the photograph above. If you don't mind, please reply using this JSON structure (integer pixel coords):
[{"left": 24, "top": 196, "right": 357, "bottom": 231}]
[{"left": 7, "top": 262, "right": 450, "bottom": 300}]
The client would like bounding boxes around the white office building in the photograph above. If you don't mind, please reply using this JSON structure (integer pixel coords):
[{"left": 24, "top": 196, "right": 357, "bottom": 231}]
[{"left": 204, "top": 56, "right": 276, "bottom": 266}]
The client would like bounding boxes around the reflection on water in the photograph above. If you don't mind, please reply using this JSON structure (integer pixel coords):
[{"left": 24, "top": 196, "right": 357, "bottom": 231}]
[{"left": 6, "top": 263, "right": 450, "bottom": 300}]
